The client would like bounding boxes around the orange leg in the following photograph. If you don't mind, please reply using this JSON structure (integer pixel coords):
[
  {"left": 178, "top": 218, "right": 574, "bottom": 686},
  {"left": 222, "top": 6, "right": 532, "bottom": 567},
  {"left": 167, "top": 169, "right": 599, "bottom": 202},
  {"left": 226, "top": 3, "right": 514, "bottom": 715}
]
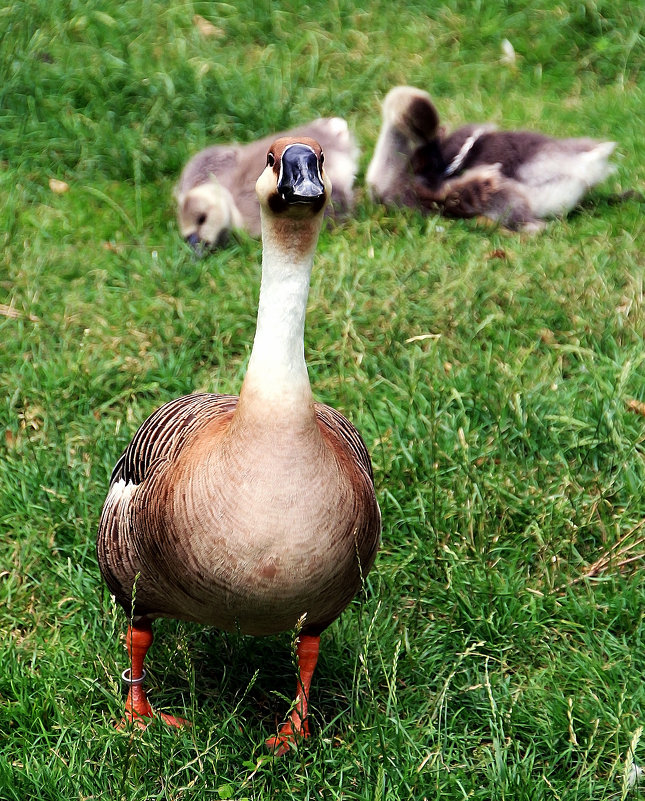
[
  {"left": 119, "top": 618, "right": 188, "bottom": 729},
  {"left": 266, "top": 634, "right": 320, "bottom": 756}
]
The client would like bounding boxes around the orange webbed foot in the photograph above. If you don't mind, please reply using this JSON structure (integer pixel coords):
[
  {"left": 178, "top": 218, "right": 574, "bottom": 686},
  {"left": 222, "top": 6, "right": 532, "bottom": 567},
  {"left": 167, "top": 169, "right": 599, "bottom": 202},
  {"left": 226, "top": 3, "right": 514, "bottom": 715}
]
[
  {"left": 119, "top": 657, "right": 190, "bottom": 730},
  {"left": 266, "top": 634, "right": 320, "bottom": 756},
  {"left": 266, "top": 719, "right": 310, "bottom": 756},
  {"left": 118, "top": 709, "right": 190, "bottom": 730},
  {"left": 158, "top": 711, "right": 190, "bottom": 727}
]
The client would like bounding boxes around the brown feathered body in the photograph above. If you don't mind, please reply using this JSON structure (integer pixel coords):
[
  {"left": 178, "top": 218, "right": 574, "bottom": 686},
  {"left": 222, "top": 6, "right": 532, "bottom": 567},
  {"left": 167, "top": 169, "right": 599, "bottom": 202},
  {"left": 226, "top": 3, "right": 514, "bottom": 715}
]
[
  {"left": 97, "top": 392, "right": 379, "bottom": 636},
  {"left": 98, "top": 136, "right": 380, "bottom": 643}
]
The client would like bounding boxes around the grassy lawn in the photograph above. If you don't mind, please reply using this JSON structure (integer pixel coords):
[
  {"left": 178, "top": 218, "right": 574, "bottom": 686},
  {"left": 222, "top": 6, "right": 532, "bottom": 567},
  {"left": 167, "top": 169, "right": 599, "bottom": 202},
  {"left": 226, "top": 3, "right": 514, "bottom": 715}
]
[{"left": 1, "top": 0, "right": 644, "bottom": 798}]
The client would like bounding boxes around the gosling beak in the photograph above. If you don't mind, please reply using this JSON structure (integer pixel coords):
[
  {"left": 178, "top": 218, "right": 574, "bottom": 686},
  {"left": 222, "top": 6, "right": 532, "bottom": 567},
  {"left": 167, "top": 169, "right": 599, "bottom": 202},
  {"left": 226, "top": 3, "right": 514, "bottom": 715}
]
[
  {"left": 278, "top": 144, "right": 325, "bottom": 204},
  {"left": 185, "top": 232, "right": 201, "bottom": 250}
]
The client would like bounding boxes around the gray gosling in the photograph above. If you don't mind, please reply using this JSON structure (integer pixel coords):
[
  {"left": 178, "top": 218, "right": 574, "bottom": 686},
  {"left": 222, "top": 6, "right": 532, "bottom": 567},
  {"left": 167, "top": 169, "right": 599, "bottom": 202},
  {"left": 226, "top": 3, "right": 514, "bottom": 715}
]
[{"left": 177, "top": 118, "right": 358, "bottom": 249}]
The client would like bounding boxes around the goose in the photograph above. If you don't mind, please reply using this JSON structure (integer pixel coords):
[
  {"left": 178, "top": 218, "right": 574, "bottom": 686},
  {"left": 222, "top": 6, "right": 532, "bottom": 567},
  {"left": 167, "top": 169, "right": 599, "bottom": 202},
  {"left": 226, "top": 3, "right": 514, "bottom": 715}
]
[
  {"left": 97, "top": 136, "right": 381, "bottom": 755},
  {"left": 176, "top": 118, "right": 358, "bottom": 250},
  {"left": 366, "top": 85, "right": 616, "bottom": 231}
]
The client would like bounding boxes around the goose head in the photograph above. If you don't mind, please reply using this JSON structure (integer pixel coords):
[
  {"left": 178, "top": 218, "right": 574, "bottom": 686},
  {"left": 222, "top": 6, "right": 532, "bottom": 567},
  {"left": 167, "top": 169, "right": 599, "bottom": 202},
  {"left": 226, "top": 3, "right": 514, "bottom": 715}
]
[
  {"left": 178, "top": 181, "right": 234, "bottom": 252},
  {"left": 256, "top": 137, "right": 331, "bottom": 229},
  {"left": 382, "top": 85, "right": 441, "bottom": 145}
]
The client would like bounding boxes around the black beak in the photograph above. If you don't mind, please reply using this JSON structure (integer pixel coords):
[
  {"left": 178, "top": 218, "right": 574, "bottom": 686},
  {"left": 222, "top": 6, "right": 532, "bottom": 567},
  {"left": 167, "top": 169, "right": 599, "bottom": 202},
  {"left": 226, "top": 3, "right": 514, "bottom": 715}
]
[
  {"left": 185, "top": 231, "right": 208, "bottom": 258},
  {"left": 278, "top": 144, "right": 325, "bottom": 204}
]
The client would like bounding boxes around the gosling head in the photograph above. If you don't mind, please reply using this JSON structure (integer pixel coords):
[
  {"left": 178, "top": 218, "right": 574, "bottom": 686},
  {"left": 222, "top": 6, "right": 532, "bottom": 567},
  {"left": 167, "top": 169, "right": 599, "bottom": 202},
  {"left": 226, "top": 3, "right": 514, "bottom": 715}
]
[
  {"left": 255, "top": 137, "right": 331, "bottom": 224},
  {"left": 177, "top": 182, "right": 233, "bottom": 252},
  {"left": 382, "top": 85, "right": 441, "bottom": 144}
]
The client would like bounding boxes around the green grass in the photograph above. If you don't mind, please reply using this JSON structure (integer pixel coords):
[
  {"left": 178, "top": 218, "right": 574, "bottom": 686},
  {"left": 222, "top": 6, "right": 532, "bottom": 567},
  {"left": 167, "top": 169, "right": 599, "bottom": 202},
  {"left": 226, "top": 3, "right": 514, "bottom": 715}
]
[{"left": 1, "top": 0, "right": 644, "bottom": 798}]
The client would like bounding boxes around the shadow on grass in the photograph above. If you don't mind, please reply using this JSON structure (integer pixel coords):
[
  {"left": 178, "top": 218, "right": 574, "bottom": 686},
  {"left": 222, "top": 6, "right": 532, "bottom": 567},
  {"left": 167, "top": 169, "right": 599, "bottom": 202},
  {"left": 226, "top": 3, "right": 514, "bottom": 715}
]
[
  {"left": 574, "top": 188, "right": 644, "bottom": 213},
  {"left": 116, "top": 620, "right": 357, "bottom": 742}
]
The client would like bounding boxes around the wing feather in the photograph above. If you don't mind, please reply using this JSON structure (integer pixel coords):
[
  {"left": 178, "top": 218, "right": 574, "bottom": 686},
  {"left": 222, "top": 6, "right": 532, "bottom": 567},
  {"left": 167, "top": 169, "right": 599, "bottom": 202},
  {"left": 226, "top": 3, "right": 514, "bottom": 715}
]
[
  {"left": 314, "top": 402, "right": 374, "bottom": 482},
  {"left": 109, "top": 393, "right": 238, "bottom": 487}
]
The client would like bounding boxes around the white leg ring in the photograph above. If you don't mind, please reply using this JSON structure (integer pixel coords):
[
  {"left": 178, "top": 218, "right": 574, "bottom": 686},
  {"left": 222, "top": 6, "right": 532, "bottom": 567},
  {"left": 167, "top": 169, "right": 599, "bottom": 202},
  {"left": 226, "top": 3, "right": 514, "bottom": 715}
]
[{"left": 122, "top": 668, "right": 147, "bottom": 686}]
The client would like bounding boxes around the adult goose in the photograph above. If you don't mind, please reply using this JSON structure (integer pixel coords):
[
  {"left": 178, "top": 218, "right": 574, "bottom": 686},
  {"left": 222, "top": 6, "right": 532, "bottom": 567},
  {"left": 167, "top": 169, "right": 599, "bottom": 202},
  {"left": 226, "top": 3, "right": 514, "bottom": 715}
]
[
  {"left": 97, "top": 136, "right": 381, "bottom": 755},
  {"left": 176, "top": 118, "right": 358, "bottom": 249},
  {"left": 366, "top": 85, "right": 616, "bottom": 231}
]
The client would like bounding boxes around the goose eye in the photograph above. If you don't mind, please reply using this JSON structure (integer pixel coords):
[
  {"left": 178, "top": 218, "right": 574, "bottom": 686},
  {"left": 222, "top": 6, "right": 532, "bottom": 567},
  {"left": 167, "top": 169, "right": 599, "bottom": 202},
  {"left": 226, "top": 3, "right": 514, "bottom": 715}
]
[
  {"left": 197, "top": 213, "right": 207, "bottom": 226},
  {"left": 267, "top": 152, "right": 275, "bottom": 167}
]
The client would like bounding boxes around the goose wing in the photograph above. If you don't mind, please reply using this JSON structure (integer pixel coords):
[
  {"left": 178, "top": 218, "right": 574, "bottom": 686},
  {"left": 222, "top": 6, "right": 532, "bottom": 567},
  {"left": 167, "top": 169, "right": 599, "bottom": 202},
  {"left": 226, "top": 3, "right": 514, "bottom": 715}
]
[
  {"left": 313, "top": 402, "right": 381, "bottom": 604},
  {"left": 108, "top": 393, "right": 238, "bottom": 487},
  {"left": 98, "top": 393, "right": 238, "bottom": 610},
  {"left": 413, "top": 163, "right": 506, "bottom": 218},
  {"left": 314, "top": 402, "right": 375, "bottom": 482}
]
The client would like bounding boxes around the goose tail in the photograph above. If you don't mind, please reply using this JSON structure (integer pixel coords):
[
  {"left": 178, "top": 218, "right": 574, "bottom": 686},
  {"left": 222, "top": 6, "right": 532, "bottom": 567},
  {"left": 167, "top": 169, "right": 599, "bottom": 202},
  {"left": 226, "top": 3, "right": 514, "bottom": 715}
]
[{"left": 581, "top": 141, "right": 617, "bottom": 184}]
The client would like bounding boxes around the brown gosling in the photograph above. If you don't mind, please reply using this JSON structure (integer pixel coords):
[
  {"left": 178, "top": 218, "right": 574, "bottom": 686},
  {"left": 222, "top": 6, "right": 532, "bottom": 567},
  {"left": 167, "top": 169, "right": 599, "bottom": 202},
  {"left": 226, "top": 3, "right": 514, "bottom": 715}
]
[{"left": 366, "top": 85, "right": 616, "bottom": 232}]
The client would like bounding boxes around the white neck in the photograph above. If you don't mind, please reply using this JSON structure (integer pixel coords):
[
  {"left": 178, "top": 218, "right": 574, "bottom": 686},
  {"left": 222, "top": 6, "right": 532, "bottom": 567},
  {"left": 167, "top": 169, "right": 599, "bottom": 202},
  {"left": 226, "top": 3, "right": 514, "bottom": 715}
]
[{"left": 241, "top": 214, "right": 320, "bottom": 407}]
